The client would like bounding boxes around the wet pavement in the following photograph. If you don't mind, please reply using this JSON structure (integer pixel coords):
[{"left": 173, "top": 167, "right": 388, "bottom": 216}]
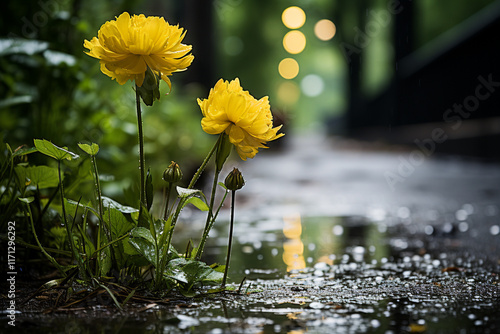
[{"left": 3, "top": 134, "right": 500, "bottom": 333}]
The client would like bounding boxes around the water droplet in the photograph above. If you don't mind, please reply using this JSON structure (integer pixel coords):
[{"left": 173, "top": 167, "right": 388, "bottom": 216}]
[
  {"left": 458, "top": 222, "right": 469, "bottom": 232},
  {"left": 309, "top": 302, "right": 325, "bottom": 309},
  {"left": 397, "top": 207, "right": 410, "bottom": 219},
  {"left": 442, "top": 222, "right": 454, "bottom": 234},
  {"left": 424, "top": 225, "right": 434, "bottom": 235},
  {"left": 490, "top": 225, "right": 499, "bottom": 235},
  {"left": 455, "top": 209, "right": 468, "bottom": 221},
  {"left": 332, "top": 225, "right": 344, "bottom": 236},
  {"left": 271, "top": 248, "right": 279, "bottom": 256},
  {"left": 242, "top": 245, "right": 254, "bottom": 254}
]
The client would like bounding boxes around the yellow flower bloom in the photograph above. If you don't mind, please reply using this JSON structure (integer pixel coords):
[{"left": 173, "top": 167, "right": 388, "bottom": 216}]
[
  {"left": 198, "top": 78, "right": 284, "bottom": 160},
  {"left": 84, "top": 12, "right": 193, "bottom": 88}
]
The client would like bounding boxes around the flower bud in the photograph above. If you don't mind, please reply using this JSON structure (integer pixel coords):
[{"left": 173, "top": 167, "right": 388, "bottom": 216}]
[
  {"left": 224, "top": 168, "right": 245, "bottom": 191},
  {"left": 136, "top": 66, "right": 161, "bottom": 106},
  {"left": 163, "top": 161, "right": 183, "bottom": 183}
]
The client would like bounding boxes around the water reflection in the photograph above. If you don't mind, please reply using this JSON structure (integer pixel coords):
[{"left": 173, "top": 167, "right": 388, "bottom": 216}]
[{"left": 282, "top": 213, "right": 306, "bottom": 271}]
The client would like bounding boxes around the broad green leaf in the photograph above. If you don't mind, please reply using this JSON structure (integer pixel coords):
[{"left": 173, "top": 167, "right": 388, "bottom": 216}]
[
  {"left": 165, "top": 258, "right": 224, "bottom": 290},
  {"left": 11, "top": 145, "right": 37, "bottom": 158},
  {"left": 164, "top": 258, "right": 189, "bottom": 283},
  {"left": 15, "top": 165, "right": 59, "bottom": 189},
  {"left": 34, "top": 139, "right": 79, "bottom": 161},
  {"left": 99, "top": 245, "right": 112, "bottom": 277},
  {"left": 176, "top": 186, "right": 202, "bottom": 198},
  {"left": 130, "top": 226, "right": 156, "bottom": 245},
  {"left": 129, "top": 227, "right": 157, "bottom": 266},
  {"left": 185, "top": 197, "right": 209, "bottom": 212},
  {"left": 78, "top": 142, "right": 99, "bottom": 156},
  {"left": 65, "top": 198, "right": 99, "bottom": 220},
  {"left": 102, "top": 196, "right": 138, "bottom": 214},
  {"left": 19, "top": 197, "right": 34, "bottom": 204},
  {"left": 182, "top": 260, "right": 224, "bottom": 286},
  {"left": 104, "top": 207, "right": 135, "bottom": 239}
]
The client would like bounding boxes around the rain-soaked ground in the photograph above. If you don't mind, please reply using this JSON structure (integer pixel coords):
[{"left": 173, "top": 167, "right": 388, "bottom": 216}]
[{"left": 3, "top": 134, "right": 500, "bottom": 333}]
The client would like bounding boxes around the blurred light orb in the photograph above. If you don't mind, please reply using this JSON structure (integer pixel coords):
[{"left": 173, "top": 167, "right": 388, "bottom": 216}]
[
  {"left": 301, "top": 74, "right": 324, "bottom": 97},
  {"left": 277, "top": 81, "right": 300, "bottom": 105},
  {"left": 278, "top": 58, "right": 299, "bottom": 79},
  {"left": 283, "top": 30, "right": 306, "bottom": 54},
  {"left": 282, "top": 6, "right": 306, "bottom": 29},
  {"left": 314, "top": 19, "right": 336, "bottom": 41},
  {"left": 223, "top": 36, "right": 244, "bottom": 56}
]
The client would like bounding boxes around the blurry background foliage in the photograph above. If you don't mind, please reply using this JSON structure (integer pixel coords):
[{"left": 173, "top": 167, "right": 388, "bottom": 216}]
[{"left": 1, "top": 0, "right": 495, "bottom": 205}]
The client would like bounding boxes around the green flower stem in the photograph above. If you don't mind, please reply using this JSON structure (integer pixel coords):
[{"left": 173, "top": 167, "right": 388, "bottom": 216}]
[
  {"left": 58, "top": 160, "right": 86, "bottom": 280},
  {"left": 135, "top": 86, "right": 146, "bottom": 207},
  {"left": 195, "top": 167, "right": 221, "bottom": 260},
  {"left": 91, "top": 155, "right": 104, "bottom": 228},
  {"left": 58, "top": 160, "right": 75, "bottom": 259},
  {"left": 162, "top": 183, "right": 173, "bottom": 220},
  {"left": 187, "top": 135, "right": 221, "bottom": 189},
  {"left": 91, "top": 154, "right": 106, "bottom": 275},
  {"left": 25, "top": 202, "right": 67, "bottom": 277},
  {"left": 222, "top": 190, "right": 236, "bottom": 288}
]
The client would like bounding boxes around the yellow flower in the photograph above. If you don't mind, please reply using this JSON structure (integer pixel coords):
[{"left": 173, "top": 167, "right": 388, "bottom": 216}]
[
  {"left": 84, "top": 12, "right": 193, "bottom": 88},
  {"left": 198, "top": 78, "right": 284, "bottom": 160}
]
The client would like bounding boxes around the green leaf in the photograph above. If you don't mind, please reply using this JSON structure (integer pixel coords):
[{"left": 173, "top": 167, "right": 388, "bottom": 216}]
[
  {"left": 130, "top": 226, "right": 156, "bottom": 245},
  {"left": 176, "top": 186, "right": 202, "bottom": 198},
  {"left": 78, "top": 142, "right": 99, "bottom": 156},
  {"left": 185, "top": 197, "right": 209, "bottom": 212},
  {"left": 165, "top": 258, "right": 224, "bottom": 291},
  {"left": 65, "top": 198, "right": 99, "bottom": 218},
  {"left": 102, "top": 196, "right": 138, "bottom": 214},
  {"left": 11, "top": 145, "right": 37, "bottom": 158},
  {"left": 34, "top": 139, "right": 79, "bottom": 161},
  {"left": 99, "top": 245, "right": 112, "bottom": 277},
  {"left": 19, "top": 197, "right": 34, "bottom": 204},
  {"left": 15, "top": 165, "right": 59, "bottom": 189},
  {"left": 129, "top": 227, "right": 158, "bottom": 266},
  {"left": 104, "top": 207, "right": 135, "bottom": 239}
]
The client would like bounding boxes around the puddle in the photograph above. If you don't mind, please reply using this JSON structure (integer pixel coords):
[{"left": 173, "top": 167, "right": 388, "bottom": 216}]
[{"left": 6, "top": 210, "right": 498, "bottom": 333}]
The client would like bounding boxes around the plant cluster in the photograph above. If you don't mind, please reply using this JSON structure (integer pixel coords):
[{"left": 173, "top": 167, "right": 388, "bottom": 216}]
[{"left": 0, "top": 12, "right": 283, "bottom": 297}]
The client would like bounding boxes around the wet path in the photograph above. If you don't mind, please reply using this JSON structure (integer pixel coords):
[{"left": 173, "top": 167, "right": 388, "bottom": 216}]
[{"left": 5, "top": 134, "right": 500, "bottom": 333}]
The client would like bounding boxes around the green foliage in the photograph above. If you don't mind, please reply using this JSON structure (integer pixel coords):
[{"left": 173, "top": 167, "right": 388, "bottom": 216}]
[
  {"left": 34, "top": 139, "right": 79, "bottom": 161},
  {"left": 78, "top": 142, "right": 100, "bottom": 156},
  {"left": 1, "top": 0, "right": 247, "bottom": 297},
  {"left": 15, "top": 165, "right": 59, "bottom": 189}
]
